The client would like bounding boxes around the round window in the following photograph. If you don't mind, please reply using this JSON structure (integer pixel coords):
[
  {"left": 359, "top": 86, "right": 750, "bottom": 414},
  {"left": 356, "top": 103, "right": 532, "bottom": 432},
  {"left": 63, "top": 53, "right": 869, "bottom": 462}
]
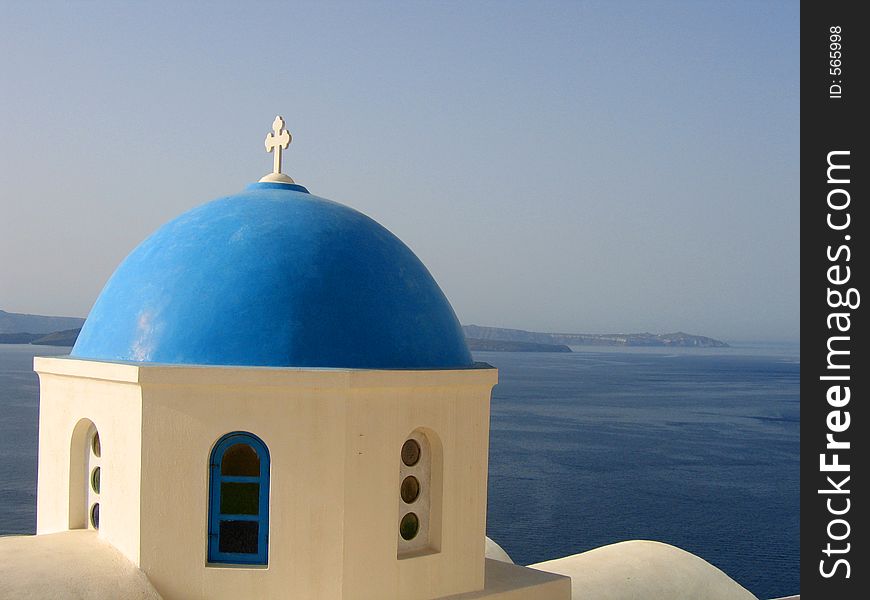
[
  {"left": 91, "top": 467, "right": 101, "bottom": 494},
  {"left": 401, "top": 439, "right": 420, "bottom": 467},
  {"left": 400, "top": 475, "right": 420, "bottom": 504},
  {"left": 90, "top": 503, "right": 100, "bottom": 529},
  {"left": 399, "top": 512, "right": 419, "bottom": 540},
  {"left": 92, "top": 432, "right": 101, "bottom": 458}
]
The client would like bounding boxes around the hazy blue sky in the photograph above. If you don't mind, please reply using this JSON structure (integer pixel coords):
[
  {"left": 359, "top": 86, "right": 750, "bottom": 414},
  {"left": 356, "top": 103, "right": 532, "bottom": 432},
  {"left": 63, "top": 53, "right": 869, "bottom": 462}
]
[{"left": 1, "top": 1, "right": 799, "bottom": 342}]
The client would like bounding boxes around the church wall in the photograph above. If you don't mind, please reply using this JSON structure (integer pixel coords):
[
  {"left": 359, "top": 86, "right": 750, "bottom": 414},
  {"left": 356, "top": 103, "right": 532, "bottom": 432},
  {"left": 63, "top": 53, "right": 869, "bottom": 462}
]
[
  {"left": 33, "top": 359, "right": 497, "bottom": 600},
  {"left": 341, "top": 369, "right": 495, "bottom": 599},
  {"left": 132, "top": 365, "right": 495, "bottom": 600},
  {"left": 136, "top": 367, "right": 349, "bottom": 600},
  {"left": 34, "top": 357, "right": 144, "bottom": 565}
]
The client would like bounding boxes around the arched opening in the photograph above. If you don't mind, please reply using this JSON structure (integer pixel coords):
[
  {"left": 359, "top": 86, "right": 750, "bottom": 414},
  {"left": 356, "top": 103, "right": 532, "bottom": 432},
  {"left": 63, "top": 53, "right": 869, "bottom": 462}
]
[
  {"left": 69, "top": 418, "right": 101, "bottom": 530},
  {"left": 397, "top": 428, "right": 443, "bottom": 557},
  {"left": 207, "top": 432, "right": 271, "bottom": 565}
]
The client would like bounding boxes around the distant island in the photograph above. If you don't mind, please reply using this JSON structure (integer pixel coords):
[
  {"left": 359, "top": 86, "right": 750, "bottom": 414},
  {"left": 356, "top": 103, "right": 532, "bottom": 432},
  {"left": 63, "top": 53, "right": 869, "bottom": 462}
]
[
  {"left": 0, "top": 310, "right": 85, "bottom": 335},
  {"left": 0, "top": 328, "right": 83, "bottom": 347},
  {"left": 466, "top": 338, "right": 572, "bottom": 353},
  {"left": 462, "top": 325, "right": 728, "bottom": 348},
  {"left": 0, "top": 310, "right": 728, "bottom": 350},
  {"left": 0, "top": 310, "right": 86, "bottom": 346},
  {"left": 32, "top": 328, "right": 82, "bottom": 346}
]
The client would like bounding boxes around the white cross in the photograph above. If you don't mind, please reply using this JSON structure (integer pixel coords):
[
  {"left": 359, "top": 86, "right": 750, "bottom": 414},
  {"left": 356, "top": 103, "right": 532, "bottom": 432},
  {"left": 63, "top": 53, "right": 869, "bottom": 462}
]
[{"left": 264, "top": 115, "right": 292, "bottom": 175}]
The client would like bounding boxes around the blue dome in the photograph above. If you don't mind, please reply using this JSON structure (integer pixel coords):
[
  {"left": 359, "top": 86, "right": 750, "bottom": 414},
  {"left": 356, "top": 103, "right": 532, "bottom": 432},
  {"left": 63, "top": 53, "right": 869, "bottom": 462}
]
[{"left": 71, "top": 182, "right": 472, "bottom": 369}]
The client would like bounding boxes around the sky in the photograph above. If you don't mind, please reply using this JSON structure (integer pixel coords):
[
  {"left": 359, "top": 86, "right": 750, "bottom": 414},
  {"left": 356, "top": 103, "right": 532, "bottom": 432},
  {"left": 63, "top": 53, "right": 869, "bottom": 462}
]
[{"left": 0, "top": 1, "right": 799, "bottom": 343}]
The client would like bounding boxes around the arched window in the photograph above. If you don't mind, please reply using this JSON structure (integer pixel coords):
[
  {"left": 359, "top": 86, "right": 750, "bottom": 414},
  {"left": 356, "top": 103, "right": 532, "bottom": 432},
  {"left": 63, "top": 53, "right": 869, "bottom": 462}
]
[
  {"left": 69, "top": 418, "right": 101, "bottom": 530},
  {"left": 208, "top": 432, "right": 270, "bottom": 565},
  {"left": 397, "top": 429, "right": 442, "bottom": 557}
]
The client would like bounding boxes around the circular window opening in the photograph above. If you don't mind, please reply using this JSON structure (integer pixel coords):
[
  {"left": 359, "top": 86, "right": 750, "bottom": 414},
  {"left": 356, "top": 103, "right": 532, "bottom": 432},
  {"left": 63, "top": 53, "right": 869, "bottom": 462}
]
[
  {"left": 90, "top": 503, "right": 100, "bottom": 529},
  {"left": 400, "top": 475, "right": 420, "bottom": 504},
  {"left": 399, "top": 512, "right": 419, "bottom": 540},
  {"left": 401, "top": 439, "right": 421, "bottom": 467},
  {"left": 91, "top": 467, "right": 101, "bottom": 494},
  {"left": 92, "top": 432, "right": 101, "bottom": 458}
]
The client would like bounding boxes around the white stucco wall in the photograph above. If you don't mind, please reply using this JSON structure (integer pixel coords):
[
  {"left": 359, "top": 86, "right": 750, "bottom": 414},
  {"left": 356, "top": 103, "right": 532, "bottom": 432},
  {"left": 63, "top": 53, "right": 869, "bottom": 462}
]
[
  {"left": 35, "top": 358, "right": 143, "bottom": 564},
  {"left": 33, "top": 357, "right": 498, "bottom": 600}
]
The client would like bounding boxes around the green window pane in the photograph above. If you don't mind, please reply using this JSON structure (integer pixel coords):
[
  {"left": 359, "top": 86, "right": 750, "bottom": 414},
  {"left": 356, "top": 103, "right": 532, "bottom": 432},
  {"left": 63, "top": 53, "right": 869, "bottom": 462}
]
[
  {"left": 92, "top": 432, "right": 101, "bottom": 458},
  {"left": 401, "top": 439, "right": 420, "bottom": 466},
  {"left": 91, "top": 467, "right": 101, "bottom": 494},
  {"left": 400, "top": 475, "right": 420, "bottom": 504},
  {"left": 221, "top": 482, "right": 259, "bottom": 515},
  {"left": 221, "top": 443, "right": 260, "bottom": 476},
  {"left": 399, "top": 512, "right": 419, "bottom": 540}
]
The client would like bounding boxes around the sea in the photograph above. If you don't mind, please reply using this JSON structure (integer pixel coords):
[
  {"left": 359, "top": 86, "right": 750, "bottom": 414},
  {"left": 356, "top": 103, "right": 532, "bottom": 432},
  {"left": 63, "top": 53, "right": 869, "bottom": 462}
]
[{"left": 0, "top": 342, "right": 799, "bottom": 599}]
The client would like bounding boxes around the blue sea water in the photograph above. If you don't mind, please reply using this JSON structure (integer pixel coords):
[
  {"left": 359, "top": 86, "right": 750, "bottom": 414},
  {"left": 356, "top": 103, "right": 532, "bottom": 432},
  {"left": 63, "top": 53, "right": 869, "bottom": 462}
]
[
  {"left": 0, "top": 343, "right": 799, "bottom": 598},
  {"left": 0, "top": 344, "right": 68, "bottom": 535},
  {"left": 480, "top": 344, "right": 799, "bottom": 599}
]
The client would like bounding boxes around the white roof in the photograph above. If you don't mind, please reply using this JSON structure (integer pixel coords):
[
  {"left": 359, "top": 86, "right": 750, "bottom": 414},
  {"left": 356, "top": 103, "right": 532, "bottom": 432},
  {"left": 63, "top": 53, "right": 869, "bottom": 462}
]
[{"left": 0, "top": 530, "right": 161, "bottom": 599}]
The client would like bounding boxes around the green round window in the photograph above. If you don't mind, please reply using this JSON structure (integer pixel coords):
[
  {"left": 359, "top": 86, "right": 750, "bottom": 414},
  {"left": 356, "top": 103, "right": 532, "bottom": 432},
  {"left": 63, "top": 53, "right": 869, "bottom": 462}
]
[
  {"left": 91, "top": 467, "right": 101, "bottom": 494},
  {"left": 399, "top": 512, "right": 419, "bottom": 540},
  {"left": 92, "top": 432, "right": 101, "bottom": 458},
  {"left": 400, "top": 476, "right": 420, "bottom": 504},
  {"left": 401, "top": 439, "right": 420, "bottom": 467},
  {"left": 90, "top": 503, "right": 100, "bottom": 529}
]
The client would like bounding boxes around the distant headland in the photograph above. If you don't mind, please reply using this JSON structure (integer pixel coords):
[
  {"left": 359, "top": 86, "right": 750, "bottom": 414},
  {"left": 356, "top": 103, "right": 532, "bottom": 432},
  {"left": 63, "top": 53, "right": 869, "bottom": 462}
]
[
  {"left": 462, "top": 325, "right": 728, "bottom": 349},
  {"left": 0, "top": 328, "right": 82, "bottom": 346},
  {"left": 465, "top": 338, "right": 572, "bottom": 353},
  {"left": 0, "top": 310, "right": 85, "bottom": 346},
  {"left": 0, "top": 310, "right": 84, "bottom": 336},
  {"left": 0, "top": 310, "right": 728, "bottom": 350}
]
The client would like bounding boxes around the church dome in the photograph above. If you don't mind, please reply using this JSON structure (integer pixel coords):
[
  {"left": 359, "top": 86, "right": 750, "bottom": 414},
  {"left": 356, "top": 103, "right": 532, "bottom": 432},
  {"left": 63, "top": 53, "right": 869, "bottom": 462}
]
[{"left": 71, "top": 182, "right": 472, "bottom": 369}]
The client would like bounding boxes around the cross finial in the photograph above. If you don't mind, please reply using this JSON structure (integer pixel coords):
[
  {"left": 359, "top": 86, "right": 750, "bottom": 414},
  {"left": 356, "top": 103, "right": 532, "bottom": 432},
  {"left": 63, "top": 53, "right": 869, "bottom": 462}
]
[{"left": 259, "top": 115, "right": 295, "bottom": 184}]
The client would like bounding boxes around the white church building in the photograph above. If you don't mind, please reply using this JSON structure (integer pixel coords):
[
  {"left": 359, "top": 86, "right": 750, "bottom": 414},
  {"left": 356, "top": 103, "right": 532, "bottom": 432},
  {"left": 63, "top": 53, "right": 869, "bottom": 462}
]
[{"left": 0, "top": 118, "right": 759, "bottom": 600}]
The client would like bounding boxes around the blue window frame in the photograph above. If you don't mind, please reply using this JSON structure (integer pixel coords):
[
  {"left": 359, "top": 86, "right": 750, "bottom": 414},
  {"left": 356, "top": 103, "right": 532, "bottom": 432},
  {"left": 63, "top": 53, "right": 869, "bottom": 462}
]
[{"left": 208, "top": 432, "right": 270, "bottom": 565}]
